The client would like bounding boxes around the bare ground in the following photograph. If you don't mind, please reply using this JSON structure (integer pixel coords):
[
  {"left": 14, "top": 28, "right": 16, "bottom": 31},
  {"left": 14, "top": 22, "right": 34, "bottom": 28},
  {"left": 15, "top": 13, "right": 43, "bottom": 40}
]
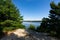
[{"left": 0, "top": 29, "right": 60, "bottom": 40}]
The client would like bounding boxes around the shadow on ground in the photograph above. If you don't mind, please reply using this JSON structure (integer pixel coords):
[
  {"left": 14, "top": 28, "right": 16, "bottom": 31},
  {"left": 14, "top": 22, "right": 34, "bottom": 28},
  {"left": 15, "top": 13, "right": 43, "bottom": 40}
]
[{"left": 0, "top": 29, "right": 60, "bottom": 40}]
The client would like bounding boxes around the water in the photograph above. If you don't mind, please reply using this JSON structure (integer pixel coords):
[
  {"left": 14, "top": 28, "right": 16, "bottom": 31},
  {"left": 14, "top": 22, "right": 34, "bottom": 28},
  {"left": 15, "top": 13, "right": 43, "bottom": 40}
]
[{"left": 22, "top": 22, "right": 41, "bottom": 28}]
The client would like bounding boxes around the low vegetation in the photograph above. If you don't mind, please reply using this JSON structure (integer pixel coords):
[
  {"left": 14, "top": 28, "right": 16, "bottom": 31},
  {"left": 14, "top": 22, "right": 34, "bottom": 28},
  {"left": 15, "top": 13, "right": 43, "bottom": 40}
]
[{"left": 28, "top": 24, "right": 35, "bottom": 31}]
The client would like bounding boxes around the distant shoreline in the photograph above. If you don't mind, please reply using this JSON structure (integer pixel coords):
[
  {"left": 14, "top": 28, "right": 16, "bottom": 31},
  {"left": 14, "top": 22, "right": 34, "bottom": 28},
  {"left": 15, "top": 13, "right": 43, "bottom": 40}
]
[{"left": 23, "top": 20, "right": 42, "bottom": 22}]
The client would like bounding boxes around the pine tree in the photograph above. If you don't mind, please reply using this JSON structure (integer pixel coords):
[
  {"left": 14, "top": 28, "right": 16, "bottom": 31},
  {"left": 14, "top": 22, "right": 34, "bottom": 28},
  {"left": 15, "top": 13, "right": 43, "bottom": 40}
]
[
  {"left": 37, "top": 2, "right": 60, "bottom": 37},
  {"left": 49, "top": 2, "right": 60, "bottom": 37},
  {"left": 0, "top": 0, "right": 24, "bottom": 36}
]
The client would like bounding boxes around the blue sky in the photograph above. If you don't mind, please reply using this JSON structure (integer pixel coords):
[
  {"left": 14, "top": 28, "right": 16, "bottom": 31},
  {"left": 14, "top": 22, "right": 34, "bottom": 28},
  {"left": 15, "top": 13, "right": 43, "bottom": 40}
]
[{"left": 12, "top": 0, "right": 60, "bottom": 20}]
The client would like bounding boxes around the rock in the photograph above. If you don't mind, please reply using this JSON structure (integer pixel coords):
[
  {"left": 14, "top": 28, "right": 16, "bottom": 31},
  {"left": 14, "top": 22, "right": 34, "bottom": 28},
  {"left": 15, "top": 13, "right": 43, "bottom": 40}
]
[
  {"left": 7, "top": 29, "right": 28, "bottom": 37},
  {"left": 1, "top": 29, "right": 60, "bottom": 40}
]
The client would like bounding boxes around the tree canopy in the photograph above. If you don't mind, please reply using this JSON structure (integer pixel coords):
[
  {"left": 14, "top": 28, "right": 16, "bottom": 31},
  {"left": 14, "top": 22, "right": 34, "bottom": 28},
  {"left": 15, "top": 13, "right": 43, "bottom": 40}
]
[
  {"left": 37, "top": 2, "right": 60, "bottom": 37},
  {"left": 0, "top": 0, "right": 25, "bottom": 37}
]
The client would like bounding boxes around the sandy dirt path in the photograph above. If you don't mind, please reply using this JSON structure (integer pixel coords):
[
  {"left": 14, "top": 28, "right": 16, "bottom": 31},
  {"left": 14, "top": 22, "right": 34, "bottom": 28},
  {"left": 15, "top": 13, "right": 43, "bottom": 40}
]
[{"left": 1, "top": 29, "right": 60, "bottom": 40}]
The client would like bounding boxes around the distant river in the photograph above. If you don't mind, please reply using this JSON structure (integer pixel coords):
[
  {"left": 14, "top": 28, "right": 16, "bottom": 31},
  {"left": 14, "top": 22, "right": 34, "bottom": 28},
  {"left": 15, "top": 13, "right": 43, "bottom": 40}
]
[{"left": 22, "top": 22, "right": 41, "bottom": 28}]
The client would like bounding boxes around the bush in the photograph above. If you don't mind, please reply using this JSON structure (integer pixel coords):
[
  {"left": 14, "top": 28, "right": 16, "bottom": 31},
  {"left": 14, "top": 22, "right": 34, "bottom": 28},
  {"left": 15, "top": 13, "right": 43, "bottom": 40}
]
[
  {"left": 36, "top": 26, "right": 41, "bottom": 32},
  {"left": 28, "top": 24, "right": 35, "bottom": 30}
]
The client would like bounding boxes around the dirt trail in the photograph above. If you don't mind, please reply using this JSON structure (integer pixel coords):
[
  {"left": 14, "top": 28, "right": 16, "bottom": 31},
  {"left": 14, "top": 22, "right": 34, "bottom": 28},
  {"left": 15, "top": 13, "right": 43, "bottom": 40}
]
[{"left": 1, "top": 29, "right": 60, "bottom": 40}]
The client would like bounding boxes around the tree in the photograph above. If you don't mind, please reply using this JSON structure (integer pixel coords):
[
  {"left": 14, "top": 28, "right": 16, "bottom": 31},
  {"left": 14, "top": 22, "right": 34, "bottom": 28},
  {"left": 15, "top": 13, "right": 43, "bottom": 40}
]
[
  {"left": 0, "top": 0, "right": 23, "bottom": 22},
  {"left": 49, "top": 2, "right": 60, "bottom": 37},
  {"left": 37, "top": 2, "right": 60, "bottom": 37},
  {"left": 0, "top": 0, "right": 24, "bottom": 37},
  {"left": 36, "top": 18, "right": 49, "bottom": 32}
]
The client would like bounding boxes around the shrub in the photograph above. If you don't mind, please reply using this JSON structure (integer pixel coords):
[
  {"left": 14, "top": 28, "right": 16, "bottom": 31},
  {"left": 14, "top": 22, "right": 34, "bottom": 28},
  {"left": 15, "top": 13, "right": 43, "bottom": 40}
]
[
  {"left": 36, "top": 26, "right": 41, "bottom": 32},
  {"left": 28, "top": 24, "right": 35, "bottom": 30}
]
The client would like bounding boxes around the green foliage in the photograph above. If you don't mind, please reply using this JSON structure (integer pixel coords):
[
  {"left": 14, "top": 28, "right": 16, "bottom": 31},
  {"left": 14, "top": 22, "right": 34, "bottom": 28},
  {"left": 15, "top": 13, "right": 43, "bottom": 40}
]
[
  {"left": 49, "top": 31, "right": 56, "bottom": 37},
  {"left": 36, "top": 18, "right": 50, "bottom": 32},
  {"left": 28, "top": 24, "right": 35, "bottom": 30},
  {"left": 36, "top": 26, "right": 41, "bottom": 32},
  {"left": 0, "top": 0, "right": 23, "bottom": 22},
  {"left": 37, "top": 2, "right": 60, "bottom": 38},
  {"left": 3, "top": 27, "right": 15, "bottom": 32},
  {"left": 0, "top": 0, "right": 25, "bottom": 37},
  {"left": 0, "top": 20, "right": 25, "bottom": 31},
  {"left": 49, "top": 2, "right": 60, "bottom": 37}
]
